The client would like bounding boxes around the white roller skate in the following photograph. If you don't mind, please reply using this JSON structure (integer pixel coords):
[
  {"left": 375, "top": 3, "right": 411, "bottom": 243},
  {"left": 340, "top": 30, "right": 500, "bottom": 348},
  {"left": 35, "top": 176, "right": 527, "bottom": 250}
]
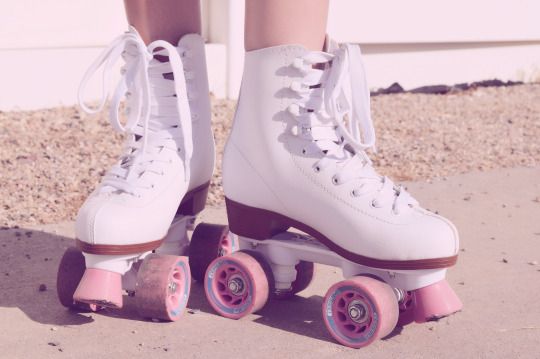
[
  {"left": 56, "top": 27, "right": 224, "bottom": 321},
  {"left": 201, "top": 40, "right": 462, "bottom": 346}
]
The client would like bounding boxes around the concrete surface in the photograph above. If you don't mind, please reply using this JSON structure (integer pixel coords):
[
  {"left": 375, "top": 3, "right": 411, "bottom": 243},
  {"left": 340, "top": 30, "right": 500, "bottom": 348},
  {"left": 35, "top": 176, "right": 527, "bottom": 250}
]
[{"left": 1, "top": 167, "right": 539, "bottom": 358}]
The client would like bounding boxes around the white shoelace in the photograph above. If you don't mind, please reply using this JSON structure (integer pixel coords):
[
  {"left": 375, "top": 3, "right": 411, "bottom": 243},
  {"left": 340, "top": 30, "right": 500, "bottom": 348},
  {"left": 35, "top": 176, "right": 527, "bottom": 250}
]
[
  {"left": 78, "top": 29, "right": 193, "bottom": 196},
  {"left": 288, "top": 44, "right": 417, "bottom": 214}
]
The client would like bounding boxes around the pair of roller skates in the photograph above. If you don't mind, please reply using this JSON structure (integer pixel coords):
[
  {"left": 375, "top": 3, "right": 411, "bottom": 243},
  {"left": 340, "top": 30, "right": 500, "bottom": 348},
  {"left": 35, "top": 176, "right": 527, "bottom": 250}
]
[{"left": 56, "top": 28, "right": 462, "bottom": 350}]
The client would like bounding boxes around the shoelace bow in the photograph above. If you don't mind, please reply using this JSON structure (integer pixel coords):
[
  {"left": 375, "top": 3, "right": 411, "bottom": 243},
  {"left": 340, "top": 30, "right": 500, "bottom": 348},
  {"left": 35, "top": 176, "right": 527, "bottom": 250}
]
[
  {"left": 289, "top": 44, "right": 417, "bottom": 213},
  {"left": 78, "top": 29, "right": 193, "bottom": 196}
]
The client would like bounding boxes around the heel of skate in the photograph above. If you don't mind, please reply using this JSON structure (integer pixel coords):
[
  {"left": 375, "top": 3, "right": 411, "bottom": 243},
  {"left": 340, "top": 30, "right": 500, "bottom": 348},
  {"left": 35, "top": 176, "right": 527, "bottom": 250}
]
[
  {"left": 412, "top": 279, "right": 463, "bottom": 323},
  {"left": 73, "top": 268, "right": 123, "bottom": 309},
  {"left": 225, "top": 197, "right": 289, "bottom": 240},
  {"left": 177, "top": 181, "right": 210, "bottom": 216}
]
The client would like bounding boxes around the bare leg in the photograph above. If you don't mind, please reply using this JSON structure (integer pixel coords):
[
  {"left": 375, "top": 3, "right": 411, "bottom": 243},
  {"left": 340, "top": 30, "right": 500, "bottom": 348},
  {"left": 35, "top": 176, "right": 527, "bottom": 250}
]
[
  {"left": 245, "top": 0, "right": 329, "bottom": 51},
  {"left": 124, "top": 0, "right": 202, "bottom": 45}
]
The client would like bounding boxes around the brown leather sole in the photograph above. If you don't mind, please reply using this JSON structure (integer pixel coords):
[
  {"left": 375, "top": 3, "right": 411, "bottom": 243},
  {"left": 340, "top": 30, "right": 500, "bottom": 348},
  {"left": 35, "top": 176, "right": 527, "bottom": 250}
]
[
  {"left": 225, "top": 197, "right": 458, "bottom": 270},
  {"left": 76, "top": 181, "right": 211, "bottom": 255}
]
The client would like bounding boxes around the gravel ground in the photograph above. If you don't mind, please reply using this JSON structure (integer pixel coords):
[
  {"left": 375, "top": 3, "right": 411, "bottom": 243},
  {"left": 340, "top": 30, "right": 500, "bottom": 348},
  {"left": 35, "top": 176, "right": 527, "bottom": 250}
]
[{"left": 1, "top": 84, "right": 539, "bottom": 227}]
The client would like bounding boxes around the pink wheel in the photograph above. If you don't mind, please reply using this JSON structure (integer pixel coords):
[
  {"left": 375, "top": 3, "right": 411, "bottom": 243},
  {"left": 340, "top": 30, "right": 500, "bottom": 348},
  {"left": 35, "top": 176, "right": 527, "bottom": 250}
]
[
  {"left": 397, "top": 290, "right": 415, "bottom": 327},
  {"left": 275, "top": 261, "right": 315, "bottom": 299},
  {"left": 56, "top": 247, "right": 99, "bottom": 312},
  {"left": 322, "top": 276, "right": 398, "bottom": 348},
  {"left": 135, "top": 254, "right": 191, "bottom": 321},
  {"left": 204, "top": 251, "right": 269, "bottom": 319},
  {"left": 189, "top": 223, "right": 235, "bottom": 282}
]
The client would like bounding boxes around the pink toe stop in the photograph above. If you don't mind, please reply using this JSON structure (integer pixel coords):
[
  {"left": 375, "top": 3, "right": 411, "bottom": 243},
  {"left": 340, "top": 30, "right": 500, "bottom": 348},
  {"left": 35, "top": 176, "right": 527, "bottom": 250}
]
[
  {"left": 413, "top": 279, "right": 463, "bottom": 323},
  {"left": 73, "top": 268, "right": 123, "bottom": 309}
]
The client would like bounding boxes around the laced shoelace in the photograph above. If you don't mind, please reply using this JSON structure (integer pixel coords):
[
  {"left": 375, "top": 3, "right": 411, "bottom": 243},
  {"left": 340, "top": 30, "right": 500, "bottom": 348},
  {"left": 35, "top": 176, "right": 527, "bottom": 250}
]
[
  {"left": 78, "top": 29, "right": 193, "bottom": 197},
  {"left": 288, "top": 44, "right": 418, "bottom": 214}
]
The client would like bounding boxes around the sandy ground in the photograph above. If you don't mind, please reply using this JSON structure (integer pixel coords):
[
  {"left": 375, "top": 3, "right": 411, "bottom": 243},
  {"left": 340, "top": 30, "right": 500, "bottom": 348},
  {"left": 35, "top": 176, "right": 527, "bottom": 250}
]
[
  {"left": 1, "top": 166, "right": 539, "bottom": 358},
  {"left": 1, "top": 84, "right": 539, "bottom": 227}
]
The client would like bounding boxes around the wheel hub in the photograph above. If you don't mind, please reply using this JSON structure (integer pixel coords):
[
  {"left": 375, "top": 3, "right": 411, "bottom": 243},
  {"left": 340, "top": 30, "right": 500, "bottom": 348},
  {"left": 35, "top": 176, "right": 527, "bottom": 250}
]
[
  {"left": 348, "top": 299, "right": 369, "bottom": 323},
  {"left": 227, "top": 276, "right": 245, "bottom": 295}
]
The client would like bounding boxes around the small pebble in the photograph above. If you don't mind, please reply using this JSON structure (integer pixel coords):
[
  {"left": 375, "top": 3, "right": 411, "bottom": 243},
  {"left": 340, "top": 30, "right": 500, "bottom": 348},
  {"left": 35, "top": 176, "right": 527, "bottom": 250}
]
[
  {"left": 458, "top": 282, "right": 465, "bottom": 285},
  {"left": 39, "top": 284, "right": 47, "bottom": 292},
  {"left": 502, "top": 258, "right": 508, "bottom": 264},
  {"left": 48, "top": 341, "right": 60, "bottom": 347},
  {"left": 463, "top": 196, "right": 471, "bottom": 201},
  {"left": 50, "top": 327, "right": 58, "bottom": 331},
  {"left": 528, "top": 261, "right": 538, "bottom": 266},
  {"left": 187, "top": 308, "right": 200, "bottom": 315}
]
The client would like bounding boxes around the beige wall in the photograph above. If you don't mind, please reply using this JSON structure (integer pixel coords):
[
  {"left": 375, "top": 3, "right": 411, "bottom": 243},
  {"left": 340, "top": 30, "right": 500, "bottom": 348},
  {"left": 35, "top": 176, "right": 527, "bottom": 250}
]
[{"left": 1, "top": 0, "right": 539, "bottom": 110}]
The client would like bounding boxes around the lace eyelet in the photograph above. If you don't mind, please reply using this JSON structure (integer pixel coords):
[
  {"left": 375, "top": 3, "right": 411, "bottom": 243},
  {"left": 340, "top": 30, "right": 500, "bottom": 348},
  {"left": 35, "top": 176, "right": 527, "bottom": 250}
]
[
  {"left": 332, "top": 176, "right": 339, "bottom": 185},
  {"left": 371, "top": 199, "right": 379, "bottom": 208},
  {"left": 313, "top": 165, "right": 320, "bottom": 173},
  {"left": 302, "top": 148, "right": 306, "bottom": 155}
]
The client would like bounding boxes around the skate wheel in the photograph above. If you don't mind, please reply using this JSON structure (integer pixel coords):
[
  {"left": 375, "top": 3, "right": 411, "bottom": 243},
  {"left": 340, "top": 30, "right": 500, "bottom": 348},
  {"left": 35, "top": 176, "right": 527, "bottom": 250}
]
[
  {"left": 56, "top": 247, "right": 99, "bottom": 312},
  {"left": 322, "top": 276, "right": 398, "bottom": 348},
  {"left": 204, "top": 251, "right": 269, "bottom": 319},
  {"left": 135, "top": 254, "right": 191, "bottom": 322},
  {"left": 189, "top": 223, "right": 234, "bottom": 282},
  {"left": 274, "top": 261, "right": 314, "bottom": 299}
]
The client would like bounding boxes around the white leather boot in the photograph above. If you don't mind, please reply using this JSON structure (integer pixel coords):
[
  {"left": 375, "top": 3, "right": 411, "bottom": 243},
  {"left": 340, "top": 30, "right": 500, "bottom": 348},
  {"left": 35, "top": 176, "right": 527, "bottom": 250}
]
[
  {"left": 71, "top": 27, "right": 214, "bottom": 307},
  {"left": 223, "top": 41, "right": 459, "bottom": 270}
]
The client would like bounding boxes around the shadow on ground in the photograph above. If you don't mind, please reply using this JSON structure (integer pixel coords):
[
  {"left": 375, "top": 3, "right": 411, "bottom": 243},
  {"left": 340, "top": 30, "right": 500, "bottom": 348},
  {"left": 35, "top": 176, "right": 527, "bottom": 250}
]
[{"left": 0, "top": 227, "right": 93, "bottom": 325}]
